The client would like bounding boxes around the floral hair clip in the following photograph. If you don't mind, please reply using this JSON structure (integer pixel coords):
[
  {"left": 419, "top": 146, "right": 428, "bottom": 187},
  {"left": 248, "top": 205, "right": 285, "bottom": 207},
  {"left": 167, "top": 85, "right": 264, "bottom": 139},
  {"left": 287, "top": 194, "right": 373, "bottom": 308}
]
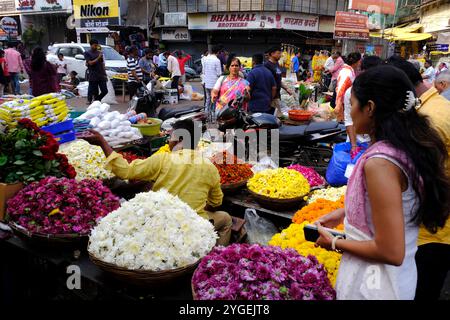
[{"left": 403, "top": 90, "right": 420, "bottom": 112}]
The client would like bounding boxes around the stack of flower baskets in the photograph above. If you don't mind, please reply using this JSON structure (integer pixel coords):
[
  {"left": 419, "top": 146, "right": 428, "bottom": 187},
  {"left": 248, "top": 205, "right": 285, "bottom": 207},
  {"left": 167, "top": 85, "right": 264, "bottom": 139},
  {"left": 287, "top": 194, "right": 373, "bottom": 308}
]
[
  {"left": 211, "top": 151, "right": 253, "bottom": 193},
  {"left": 192, "top": 244, "right": 335, "bottom": 300},
  {"left": 6, "top": 176, "right": 120, "bottom": 246},
  {"left": 88, "top": 189, "right": 218, "bottom": 286},
  {"left": 247, "top": 168, "right": 310, "bottom": 210}
]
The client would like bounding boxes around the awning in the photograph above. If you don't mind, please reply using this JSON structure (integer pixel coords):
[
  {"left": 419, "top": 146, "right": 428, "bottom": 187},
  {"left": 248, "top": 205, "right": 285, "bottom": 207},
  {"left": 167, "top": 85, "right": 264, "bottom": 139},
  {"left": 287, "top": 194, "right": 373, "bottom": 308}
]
[{"left": 370, "top": 23, "right": 433, "bottom": 41}]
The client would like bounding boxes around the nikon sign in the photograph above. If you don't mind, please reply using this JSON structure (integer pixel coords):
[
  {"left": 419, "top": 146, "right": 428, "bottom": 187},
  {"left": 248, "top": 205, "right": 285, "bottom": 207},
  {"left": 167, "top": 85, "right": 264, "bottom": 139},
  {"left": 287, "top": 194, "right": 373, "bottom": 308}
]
[{"left": 73, "top": 0, "right": 119, "bottom": 29}]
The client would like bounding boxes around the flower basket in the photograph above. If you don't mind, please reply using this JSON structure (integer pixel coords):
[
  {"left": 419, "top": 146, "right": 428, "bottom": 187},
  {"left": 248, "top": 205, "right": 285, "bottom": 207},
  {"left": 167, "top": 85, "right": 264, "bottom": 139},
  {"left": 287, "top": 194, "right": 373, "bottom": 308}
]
[
  {"left": 89, "top": 252, "right": 201, "bottom": 287},
  {"left": 288, "top": 110, "right": 314, "bottom": 122},
  {"left": 248, "top": 189, "right": 306, "bottom": 211},
  {"left": 0, "top": 182, "right": 23, "bottom": 222},
  {"left": 221, "top": 180, "right": 247, "bottom": 194},
  {"left": 9, "top": 221, "right": 89, "bottom": 248}
]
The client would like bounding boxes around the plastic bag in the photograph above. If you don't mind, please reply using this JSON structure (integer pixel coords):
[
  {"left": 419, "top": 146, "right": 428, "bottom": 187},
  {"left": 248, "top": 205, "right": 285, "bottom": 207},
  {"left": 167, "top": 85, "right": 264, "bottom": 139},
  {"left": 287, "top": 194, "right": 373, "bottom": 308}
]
[
  {"left": 77, "top": 82, "right": 89, "bottom": 97},
  {"left": 326, "top": 142, "right": 368, "bottom": 186},
  {"left": 101, "top": 79, "right": 118, "bottom": 105},
  {"left": 244, "top": 209, "right": 278, "bottom": 245},
  {"left": 251, "top": 156, "right": 279, "bottom": 173}
]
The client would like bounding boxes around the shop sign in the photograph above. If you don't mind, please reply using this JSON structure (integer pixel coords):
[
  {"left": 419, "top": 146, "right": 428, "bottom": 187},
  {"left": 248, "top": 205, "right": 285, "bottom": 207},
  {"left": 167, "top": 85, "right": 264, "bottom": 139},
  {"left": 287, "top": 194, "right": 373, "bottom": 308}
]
[
  {"left": 73, "top": 0, "right": 120, "bottom": 28},
  {"left": 15, "top": 0, "right": 34, "bottom": 11},
  {"left": 348, "top": 0, "right": 396, "bottom": 15},
  {"left": 334, "top": 11, "right": 369, "bottom": 40},
  {"left": 164, "top": 12, "right": 187, "bottom": 26},
  {"left": 0, "top": 16, "right": 18, "bottom": 39},
  {"left": 428, "top": 43, "right": 449, "bottom": 52},
  {"left": 161, "top": 28, "right": 190, "bottom": 41},
  {"left": 0, "top": 0, "right": 15, "bottom": 12},
  {"left": 203, "top": 12, "right": 318, "bottom": 31},
  {"left": 15, "top": 0, "right": 71, "bottom": 12}
]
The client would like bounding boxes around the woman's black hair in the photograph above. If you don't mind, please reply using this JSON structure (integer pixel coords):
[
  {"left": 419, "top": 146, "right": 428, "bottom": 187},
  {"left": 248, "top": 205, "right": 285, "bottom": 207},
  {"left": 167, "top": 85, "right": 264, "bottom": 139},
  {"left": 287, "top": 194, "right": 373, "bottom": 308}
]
[
  {"left": 0, "top": 49, "right": 4, "bottom": 58},
  {"left": 361, "top": 56, "right": 383, "bottom": 71},
  {"left": 345, "top": 52, "right": 362, "bottom": 66},
  {"left": 31, "top": 47, "right": 46, "bottom": 71},
  {"left": 352, "top": 65, "right": 450, "bottom": 233},
  {"left": 226, "top": 54, "right": 241, "bottom": 70}
]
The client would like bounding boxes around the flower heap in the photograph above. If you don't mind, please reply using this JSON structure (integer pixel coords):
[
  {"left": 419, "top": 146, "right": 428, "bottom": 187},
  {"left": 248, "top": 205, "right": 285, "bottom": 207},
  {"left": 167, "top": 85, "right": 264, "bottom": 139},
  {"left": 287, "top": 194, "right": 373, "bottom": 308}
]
[
  {"left": 269, "top": 222, "right": 342, "bottom": 286},
  {"left": 305, "top": 186, "right": 347, "bottom": 204},
  {"left": 7, "top": 176, "right": 120, "bottom": 234},
  {"left": 0, "top": 118, "right": 76, "bottom": 183},
  {"left": 287, "top": 164, "right": 326, "bottom": 188},
  {"left": 211, "top": 151, "right": 253, "bottom": 185},
  {"left": 59, "top": 140, "right": 114, "bottom": 181},
  {"left": 88, "top": 189, "right": 218, "bottom": 270},
  {"left": 292, "top": 196, "right": 345, "bottom": 230},
  {"left": 192, "top": 244, "right": 335, "bottom": 300},
  {"left": 247, "top": 168, "right": 310, "bottom": 199}
]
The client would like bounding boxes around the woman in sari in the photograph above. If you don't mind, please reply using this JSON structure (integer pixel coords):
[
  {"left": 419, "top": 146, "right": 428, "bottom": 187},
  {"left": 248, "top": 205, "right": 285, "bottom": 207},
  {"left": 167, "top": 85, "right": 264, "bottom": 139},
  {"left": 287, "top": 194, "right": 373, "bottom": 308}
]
[
  {"left": 315, "top": 65, "right": 449, "bottom": 300},
  {"left": 211, "top": 57, "right": 250, "bottom": 114}
]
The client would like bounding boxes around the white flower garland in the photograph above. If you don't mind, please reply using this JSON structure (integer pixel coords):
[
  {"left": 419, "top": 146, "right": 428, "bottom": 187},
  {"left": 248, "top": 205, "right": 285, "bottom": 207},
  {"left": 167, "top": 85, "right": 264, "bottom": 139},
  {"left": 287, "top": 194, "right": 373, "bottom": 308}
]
[{"left": 88, "top": 189, "right": 218, "bottom": 271}]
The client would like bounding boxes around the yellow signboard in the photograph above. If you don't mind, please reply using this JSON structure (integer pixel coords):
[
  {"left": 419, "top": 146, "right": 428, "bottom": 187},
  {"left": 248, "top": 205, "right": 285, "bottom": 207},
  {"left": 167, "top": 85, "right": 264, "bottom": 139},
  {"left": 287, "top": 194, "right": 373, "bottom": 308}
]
[{"left": 73, "top": 0, "right": 119, "bottom": 19}]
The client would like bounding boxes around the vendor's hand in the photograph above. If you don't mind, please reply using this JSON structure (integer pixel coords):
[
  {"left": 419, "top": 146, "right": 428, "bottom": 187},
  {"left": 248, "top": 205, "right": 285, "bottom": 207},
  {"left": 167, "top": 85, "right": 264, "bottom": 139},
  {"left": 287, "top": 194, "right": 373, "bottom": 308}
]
[
  {"left": 316, "top": 209, "right": 344, "bottom": 229},
  {"left": 315, "top": 222, "right": 334, "bottom": 251},
  {"left": 80, "top": 129, "right": 106, "bottom": 146}
]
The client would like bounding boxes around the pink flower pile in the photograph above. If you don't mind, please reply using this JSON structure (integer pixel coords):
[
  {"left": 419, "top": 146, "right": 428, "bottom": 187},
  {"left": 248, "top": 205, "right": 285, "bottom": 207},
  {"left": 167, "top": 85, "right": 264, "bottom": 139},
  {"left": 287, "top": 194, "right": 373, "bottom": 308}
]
[
  {"left": 192, "top": 244, "right": 335, "bottom": 300},
  {"left": 7, "top": 176, "right": 120, "bottom": 235},
  {"left": 287, "top": 164, "right": 326, "bottom": 188}
]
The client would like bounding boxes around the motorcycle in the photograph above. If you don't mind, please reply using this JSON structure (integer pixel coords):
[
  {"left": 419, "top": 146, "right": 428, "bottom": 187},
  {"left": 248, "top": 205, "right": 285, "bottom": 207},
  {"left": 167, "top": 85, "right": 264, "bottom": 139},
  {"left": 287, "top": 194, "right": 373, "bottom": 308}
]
[
  {"left": 128, "top": 80, "right": 165, "bottom": 118},
  {"left": 215, "top": 96, "right": 346, "bottom": 175}
]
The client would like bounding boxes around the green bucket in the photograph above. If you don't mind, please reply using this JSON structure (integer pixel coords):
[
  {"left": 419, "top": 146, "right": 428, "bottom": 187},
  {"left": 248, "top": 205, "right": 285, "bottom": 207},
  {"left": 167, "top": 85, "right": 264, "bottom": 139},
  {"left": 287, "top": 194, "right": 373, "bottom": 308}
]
[{"left": 131, "top": 118, "right": 163, "bottom": 136}]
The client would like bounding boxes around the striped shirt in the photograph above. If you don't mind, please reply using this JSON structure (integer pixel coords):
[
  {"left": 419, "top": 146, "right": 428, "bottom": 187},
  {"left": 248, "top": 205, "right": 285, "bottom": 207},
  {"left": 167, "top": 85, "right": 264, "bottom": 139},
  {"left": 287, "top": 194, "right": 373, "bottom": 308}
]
[
  {"left": 203, "top": 54, "right": 222, "bottom": 89},
  {"left": 127, "top": 56, "right": 143, "bottom": 82}
]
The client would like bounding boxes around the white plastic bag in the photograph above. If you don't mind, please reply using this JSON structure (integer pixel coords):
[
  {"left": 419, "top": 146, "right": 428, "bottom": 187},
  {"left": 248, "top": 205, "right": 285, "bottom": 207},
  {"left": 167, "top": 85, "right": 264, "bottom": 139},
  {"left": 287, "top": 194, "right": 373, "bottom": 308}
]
[
  {"left": 77, "top": 82, "right": 89, "bottom": 98},
  {"left": 101, "top": 79, "right": 118, "bottom": 105},
  {"left": 244, "top": 209, "right": 278, "bottom": 245},
  {"left": 251, "top": 156, "right": 279, "bottom": 173}
]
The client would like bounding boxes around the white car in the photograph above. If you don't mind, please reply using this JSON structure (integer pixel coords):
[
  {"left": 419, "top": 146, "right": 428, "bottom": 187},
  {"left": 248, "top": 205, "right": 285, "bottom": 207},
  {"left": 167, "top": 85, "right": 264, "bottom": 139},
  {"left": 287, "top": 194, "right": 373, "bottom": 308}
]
[{"left": 47, "top": 43, "right": 127, "bottom": 81}]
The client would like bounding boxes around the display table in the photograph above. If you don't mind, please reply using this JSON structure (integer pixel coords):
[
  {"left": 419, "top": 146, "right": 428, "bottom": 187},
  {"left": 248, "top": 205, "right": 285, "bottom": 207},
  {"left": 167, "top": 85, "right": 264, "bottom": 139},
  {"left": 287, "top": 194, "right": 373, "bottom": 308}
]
[{"left": 0, "top": 231, "right": 193, "bottom": 301}]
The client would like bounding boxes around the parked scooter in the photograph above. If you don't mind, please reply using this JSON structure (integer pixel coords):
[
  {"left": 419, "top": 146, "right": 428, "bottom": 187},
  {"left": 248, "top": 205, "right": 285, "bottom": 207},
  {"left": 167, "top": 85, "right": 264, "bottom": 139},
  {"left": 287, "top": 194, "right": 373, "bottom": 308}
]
[
  {"left": 215, "top": 96, "right": 346, "bottom": 175},
  {"left": 128, "top": 80, "right": 164, "bottom": 118}
]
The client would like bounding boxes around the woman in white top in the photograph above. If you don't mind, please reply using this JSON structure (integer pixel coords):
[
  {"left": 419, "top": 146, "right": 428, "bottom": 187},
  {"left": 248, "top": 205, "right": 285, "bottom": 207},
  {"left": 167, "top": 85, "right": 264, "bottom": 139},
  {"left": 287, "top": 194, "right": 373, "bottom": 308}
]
[{"left": 316, "top": 65, "right": 450, "bottom": 300}]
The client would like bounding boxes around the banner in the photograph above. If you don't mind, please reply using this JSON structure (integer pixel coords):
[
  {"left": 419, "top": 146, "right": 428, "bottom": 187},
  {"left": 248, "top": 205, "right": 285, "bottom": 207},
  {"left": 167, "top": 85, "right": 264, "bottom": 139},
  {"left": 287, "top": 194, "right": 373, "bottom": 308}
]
[
  {"left": 15, "top": 0, "right": 72, "bottom": 12},
  {"left": 334, "top": 11, "right": 369, "bottom": 40},
  {"left": 0, "top": 16, "right": 19, "bottom": 40},
  {"left": 348, "top": 0, "right": 396, "bottom": 15},
  {"left": 73, "top": 0, "right": 120, "bottom": 28},
  {"left": 161, "top": 28, "right": 190, "bottom": 41},
  {"left": 0, "top": 0, "right": 15, "bottom": 12},
  {"left": 204, "top": 12, "right": 319, "bottom": 31}
]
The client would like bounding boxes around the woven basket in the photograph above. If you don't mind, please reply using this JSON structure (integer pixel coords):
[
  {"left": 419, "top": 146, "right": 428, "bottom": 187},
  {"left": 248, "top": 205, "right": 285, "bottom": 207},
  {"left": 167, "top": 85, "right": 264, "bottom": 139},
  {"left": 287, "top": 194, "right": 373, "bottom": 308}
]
[
  {"left": 89, "top": 252, "right": 201, "bottom": 287},
  {"left": 247, "top": 189, "right": 306, "bottom": 211},
  {"left": 221, "top": 180, "right": 247, "bottom": 194},
  {"left": 9, "top": 221, "right": 89, "bottom": 248}
]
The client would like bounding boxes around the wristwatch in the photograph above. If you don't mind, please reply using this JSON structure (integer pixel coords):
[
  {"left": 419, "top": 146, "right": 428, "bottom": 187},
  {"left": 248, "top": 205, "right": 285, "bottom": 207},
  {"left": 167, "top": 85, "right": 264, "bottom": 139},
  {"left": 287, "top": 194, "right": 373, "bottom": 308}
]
[{"left": 331, "top": 236, "right": 344, "bottom": 253}]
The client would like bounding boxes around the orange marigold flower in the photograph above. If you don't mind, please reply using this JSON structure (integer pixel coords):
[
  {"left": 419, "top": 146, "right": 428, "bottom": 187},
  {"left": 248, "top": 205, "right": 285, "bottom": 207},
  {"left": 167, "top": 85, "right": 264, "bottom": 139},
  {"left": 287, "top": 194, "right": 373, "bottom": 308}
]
[{"left": 292, "top": 196, "right": 345, "bottom": 230}]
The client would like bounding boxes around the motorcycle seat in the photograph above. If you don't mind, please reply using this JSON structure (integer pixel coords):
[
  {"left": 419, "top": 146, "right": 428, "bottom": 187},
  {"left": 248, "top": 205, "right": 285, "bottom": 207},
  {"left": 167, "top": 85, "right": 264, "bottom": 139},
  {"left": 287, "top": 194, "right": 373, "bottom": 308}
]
[
  {"left": 305, "top": 121, "right": 339, "bottom": 134},
  {"left": 158, "top": 106, "right": 203, "bottom": 121},
  {"left": 279, "top": 125, "right": 307, "bottom": 140}
]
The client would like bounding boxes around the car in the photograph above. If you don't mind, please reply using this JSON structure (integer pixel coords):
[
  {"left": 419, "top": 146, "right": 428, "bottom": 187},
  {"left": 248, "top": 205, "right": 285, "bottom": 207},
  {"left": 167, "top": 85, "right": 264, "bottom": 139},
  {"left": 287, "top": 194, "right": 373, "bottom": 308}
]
[{"left": 47, "top": 43, "right": 127, "bottom": 84}]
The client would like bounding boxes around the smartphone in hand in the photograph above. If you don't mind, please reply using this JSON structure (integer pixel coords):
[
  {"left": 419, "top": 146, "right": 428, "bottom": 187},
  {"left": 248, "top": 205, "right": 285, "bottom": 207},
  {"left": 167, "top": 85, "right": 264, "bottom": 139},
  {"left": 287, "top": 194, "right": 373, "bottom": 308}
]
[{"left": 303, "top": 224, "right": 346, "bottom": 242}]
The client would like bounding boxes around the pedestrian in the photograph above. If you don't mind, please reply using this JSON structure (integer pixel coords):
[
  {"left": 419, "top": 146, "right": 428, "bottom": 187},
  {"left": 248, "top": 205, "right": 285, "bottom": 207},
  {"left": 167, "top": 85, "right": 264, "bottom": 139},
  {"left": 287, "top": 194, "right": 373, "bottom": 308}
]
[
  {"left": 264, "top": 46, "right": 293, "bottom": 117},
  {"left": 329, "top": 51, "right": 345, "bottom": 107},
  {"left": 153, "top": 48, "right": 160, "bottom": 66},
  {"left": 291, "top": 50, "right": 301, "bottom": 81},
  {"left": 126, "top": 45, "right": 143, "bottom": 100},
  {"left": 200, "top": 49, "right": 209, "bottom": 98},
  {"left": 422, "top": 59, "right": 436, "bottom": 84},
  {"left": 202, "top": 46, "right": 222, "bottom": 115},
  {"left": 435, "top": 62, "right": 448, "bottom": 77},
  {"left": 164, "top": 51, "right": 181, "bottom": 100},
  {"left": 176, "top": 50, "right": 192, "bottom": 84},
  {"left": 138, "top": 48, "right": 155, "bottom": 84},
  {"left": 387, "top": 56, "right": 450, "bottom": 300},
  {"left": 434, "top": 70, "right": 450, "bottom": 101},
  {"left": 157, "top": 50, "right": 169, "bottom": 77},
  {"left": 84, "top": 39, "right": 108, "bottom": 104},
  {"left": 4, "top": 42, "right": 24, "bottom": 95},
  {"left": 323, "top": 51, "right": 334, "bottom": 89},
  {"left": 316, "top": 65, "right": 450, "bottom": 300},
  {"left": 55, "top": 53, "right": 67, "bottom": 83},
  {"left": 247, "top": 53, "right": 276, "bottom": 114},
  {"left": 217, "top": 45, "right": 228, "bottom": 72},
  {"left": 0, "top": 49, "right": 9, "bottom": 96},
  {"left": 29, "top": 47, "right": 58, "bottom": 96},
  {"left": 335, "top": 52, "right": 362, "bottom": 121}
]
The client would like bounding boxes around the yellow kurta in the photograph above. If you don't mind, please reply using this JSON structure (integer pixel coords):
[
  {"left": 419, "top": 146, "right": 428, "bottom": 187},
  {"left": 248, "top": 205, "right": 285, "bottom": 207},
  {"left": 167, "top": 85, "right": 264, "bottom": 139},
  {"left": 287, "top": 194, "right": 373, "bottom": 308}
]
[
  {"left": 105, "top": 149, "right": 223, "bottom": 219},
  {"left": 416, "top": 87, "right": 450, "bottom": 246}
]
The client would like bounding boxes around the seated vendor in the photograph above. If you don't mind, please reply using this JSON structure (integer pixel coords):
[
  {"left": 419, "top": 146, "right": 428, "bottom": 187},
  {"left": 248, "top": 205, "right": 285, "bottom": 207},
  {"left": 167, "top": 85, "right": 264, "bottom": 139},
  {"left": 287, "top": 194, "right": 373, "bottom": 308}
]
[
  {"left": 82, "top": 119, "right": 232, "bottom": 246},
  {"left": 60, "top": 71, "right": 80, "bottom": 94}
]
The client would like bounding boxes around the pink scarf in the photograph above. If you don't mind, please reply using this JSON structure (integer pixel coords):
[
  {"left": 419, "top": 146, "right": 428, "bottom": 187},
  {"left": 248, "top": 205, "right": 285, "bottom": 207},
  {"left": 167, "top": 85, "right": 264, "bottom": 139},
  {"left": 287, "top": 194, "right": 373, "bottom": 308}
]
[{"left": 345, "top": 141, "right": 412, "bottom": 236}]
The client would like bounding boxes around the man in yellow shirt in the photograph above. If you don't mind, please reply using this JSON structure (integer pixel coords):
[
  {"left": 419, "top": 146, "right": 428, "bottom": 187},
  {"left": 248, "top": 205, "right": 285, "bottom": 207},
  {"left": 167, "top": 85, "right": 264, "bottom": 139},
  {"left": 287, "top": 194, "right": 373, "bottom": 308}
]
[
  {"left": 389, "top": 57, "right": 450, "bottom": 300},
  {"left": 82, "top": 119, "right": 232, "bottom": 246}
]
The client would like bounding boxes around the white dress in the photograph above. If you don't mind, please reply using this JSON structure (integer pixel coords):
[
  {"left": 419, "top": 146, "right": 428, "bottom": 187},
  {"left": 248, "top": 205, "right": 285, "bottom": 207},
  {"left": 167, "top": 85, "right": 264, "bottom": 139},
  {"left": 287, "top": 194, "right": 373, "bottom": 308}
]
[{"left": 336, "top": 155, "right": 419, "bottom": 300}]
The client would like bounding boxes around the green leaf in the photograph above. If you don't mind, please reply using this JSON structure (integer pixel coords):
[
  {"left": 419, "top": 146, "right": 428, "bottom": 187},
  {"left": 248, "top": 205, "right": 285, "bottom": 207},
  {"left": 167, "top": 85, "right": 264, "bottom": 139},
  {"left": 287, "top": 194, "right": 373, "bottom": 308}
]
[
  {"left": 33, "top": 150, "right": 43, "bottom": 157},
  {"left": 45, "top": 161, "right": 52, "bottom": 171},
  {"left": 14, "top": 140, "right": 26, "bottom": 149},
  {"left": 0, "top": 155, "right": 7, "bottom": 166},
  {"left": 16, "top": 171, "right": 24, "bottom": 175},
  {"left": 13, "top": 160, "right": 26, "bottom": 165}
]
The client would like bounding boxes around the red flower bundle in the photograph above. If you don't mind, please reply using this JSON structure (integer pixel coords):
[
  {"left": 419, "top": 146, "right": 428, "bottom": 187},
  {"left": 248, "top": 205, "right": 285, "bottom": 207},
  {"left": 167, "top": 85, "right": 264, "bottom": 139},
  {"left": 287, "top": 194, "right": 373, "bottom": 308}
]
[{"left": 211, "top": 151, "right": 253, "bottom": 185}]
